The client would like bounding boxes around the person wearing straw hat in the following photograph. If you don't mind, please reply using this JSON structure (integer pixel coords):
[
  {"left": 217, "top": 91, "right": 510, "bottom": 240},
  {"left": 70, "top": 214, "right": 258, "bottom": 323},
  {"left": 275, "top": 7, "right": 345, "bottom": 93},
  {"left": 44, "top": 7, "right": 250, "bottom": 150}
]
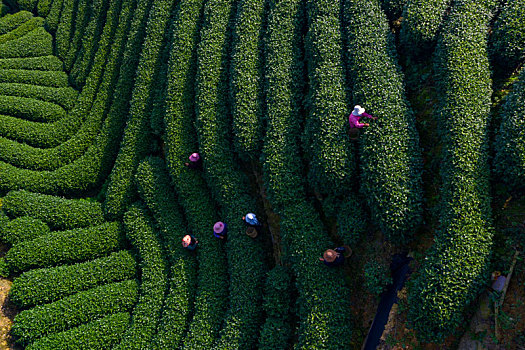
[
  {"left": 184, "top": 152, "right": 202, "bottom": 170},
  {"left": 242, "top": 213, "right": 261, "bottom": 228},
  {"left": 319, "top": 247, "right": 347, "bottom": 267},
  {"left": 348, "top": 105, "right": 377, "bottom": 128},
  {"left": 213, "top": 221, "right": 227, "bottom": 240},
  {"left": 182, "top": 234, "right": 198, "bottom": 250}
]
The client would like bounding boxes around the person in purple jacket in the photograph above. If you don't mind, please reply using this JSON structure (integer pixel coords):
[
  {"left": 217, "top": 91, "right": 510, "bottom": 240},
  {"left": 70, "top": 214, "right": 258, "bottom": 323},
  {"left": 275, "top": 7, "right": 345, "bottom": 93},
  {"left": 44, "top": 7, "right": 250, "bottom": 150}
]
[
  {"left": 348, "top": 105, "right": 377, "bottom": 128},
  {"left": 213, "top": 221, "right": 227, "bottom": 240}
]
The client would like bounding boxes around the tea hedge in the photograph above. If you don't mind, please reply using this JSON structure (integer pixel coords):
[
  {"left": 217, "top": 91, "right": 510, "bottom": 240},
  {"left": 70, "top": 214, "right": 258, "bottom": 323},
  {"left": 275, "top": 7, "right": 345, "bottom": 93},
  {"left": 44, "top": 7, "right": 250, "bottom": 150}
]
[
  {"left": 490, "top": 0, "right": 525, "bottom": 70},
  {"left": 17, "top": 0, "right": 37, "bottom": 11},
  {"left": 64, "top": 0, "right": 90, "bottom": 70},
  {"left": 0, "top": 216, "right": 49, "bottom": 244},
  {"left": 0, "top": 95, "right": 66, "bottom": 122},
  {"left": 37, "top": 0, "right": 53, "bottom": 17},
  {"left": 25, "top": 312, "right": 131, "bottom": 350},
  {"left": 163, "top": 0, "right": 229, "bottom": 345},
  {"left": 11, "top": 279, "right": 139, "bottom": 345},
  {"left": 407, "top": 0, "right": 495, "bottom": 342},
  {"left": 104, "top": 0, "right": 172, "bottom": 219},
  {"left": 0, "top": 11, "right": 32, "bottom": 35},
  {"left": 0, "top": 84, "right": 77, "bottom": 109},
  {"left": 303, "top": 0, "right": 354, "bottom": 197},
  {"left": 1, "top": 190, "right": 105, "bottom": 229},
  {"left": 0, "top": 56, "right": 65, "bottom": 71},
  {"left": 0, "top": 16, "right": 44, "bottom": 44},
  {"left": 263, "top": 0, "right": 354, "bottom": 347},
  {"left": 0, "top": 221, "right": 125, "bottom": 275},
  {"left": 257, "top": 266, "right": 293, "bottom": 350},
  {"left": 136, "top": 157, "right": 198, "bottom": 349},
  {"left": 70, "top": 0, "right": 110, "bottom": 88},
  {"left": 195, "top": 0, "right": 268, "bottom": 347},
  {"left": 55, "top": 0, "right": 74, "bottom": 60},
  {"left": 44, "top": 0, "right": 63, "bottom": 32},
  {"left": 113, "top": 205, "right": 167, "bottom": 350},
  {"left": 494, "top": 66, "right": 525, "bottom": 191},
  {"left": 0, "top": 26, "right": 52, "bottom": 58},
  {"left": 0, "top": 0, "right": 150, "bottom": 195},
  {"left": 343, "top": 0, "right": 423, "bottom": 244},
  {"left": 10, "top": 250, "right": 137, "bottom": 308},
  {"left": 400, "top": 0, "right": 451, "bottom": 53},
  {"left": 230, "top": 0, "right": 265, "bottom": 160},
  {"left": 0, "top": 69, "right": 68, "bottom": 87},
  {"left": 0, "top": 0, "right": 135, "bottom": 171}
]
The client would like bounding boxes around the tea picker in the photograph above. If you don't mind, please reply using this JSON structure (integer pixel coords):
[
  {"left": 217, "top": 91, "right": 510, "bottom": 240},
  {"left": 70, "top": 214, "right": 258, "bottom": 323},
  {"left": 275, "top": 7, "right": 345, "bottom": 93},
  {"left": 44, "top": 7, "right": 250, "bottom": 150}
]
[{"left": 184, "top": 152, "right": 202, "bottom": 170}]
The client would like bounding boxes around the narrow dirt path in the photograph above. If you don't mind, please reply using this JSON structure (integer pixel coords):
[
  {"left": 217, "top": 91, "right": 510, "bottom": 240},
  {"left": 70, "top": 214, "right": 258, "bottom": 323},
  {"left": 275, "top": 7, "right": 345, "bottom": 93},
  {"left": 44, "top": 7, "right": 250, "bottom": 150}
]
[{"left": 0, "top": 277, "right": 15, "bottom": 350}]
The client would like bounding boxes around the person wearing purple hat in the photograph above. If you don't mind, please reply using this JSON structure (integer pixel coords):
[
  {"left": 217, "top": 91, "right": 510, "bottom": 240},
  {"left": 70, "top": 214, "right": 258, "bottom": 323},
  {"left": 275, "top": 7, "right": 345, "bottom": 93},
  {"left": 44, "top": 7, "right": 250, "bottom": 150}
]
[
  {"left": 213, "top": 221, "right": 227, "bottom": 240},
  {"left": 184, "top": 152, "right": 202, "bottom": 170}
]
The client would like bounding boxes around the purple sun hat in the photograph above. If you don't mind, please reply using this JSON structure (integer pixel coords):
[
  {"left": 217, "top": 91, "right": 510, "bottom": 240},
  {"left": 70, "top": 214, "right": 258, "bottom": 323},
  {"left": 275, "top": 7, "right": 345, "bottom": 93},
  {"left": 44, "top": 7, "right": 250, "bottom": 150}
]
[
  {"left": 189, "top": 153, "right": 200, "bottom": 162},
  {"left": 213, "top": 221, "right": 225, "bottom": 233}
]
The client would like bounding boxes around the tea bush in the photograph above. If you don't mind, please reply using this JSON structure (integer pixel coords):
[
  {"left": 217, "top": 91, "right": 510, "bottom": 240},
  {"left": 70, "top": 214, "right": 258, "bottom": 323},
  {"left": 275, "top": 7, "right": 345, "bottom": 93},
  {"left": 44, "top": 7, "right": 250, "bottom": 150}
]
[
  {"left": 195, "top": 0, "right": 266, "bottom": 346},
  {"left": 230, "top": 0, "right": 265, "bottom": 160},
  {"left": 0, "top": 26, "right": 52, "bottom": 58},
  {"left": 343, "top": 0, "right": 423, "bottom": 244},
  {"left": 407, "top": 0, "right": 495, "bottom": 342},
  {"left": 0, "top": 83, "right": 77, "bottom": 109},
  {"left": 163, "top": 0, "right": 229, "bottom": 345},
  {"left": 12, "top": 279, "right": 138, "bottom": 345},
  {"left": 490, "top": 0, "right": 525, "bottom": 70},
  {"left": 0, "top": 56, "right": 65, "bottom": 71},
  {"left": 113, "top": 205, "right": 168, "bottom": 350},
  {"left": 25, "top": 312, "right": 131, "bottom": 350},
  {"left": 494, "top": 66, "right": 525, "bottom": 190},
  {"left": 0, "top": 221, "right": 125, "bottom": 275},
  {"left": 10, "top": 250, "right": 137, "bottom": 308},
  {"left": 0, "top": 216, "right": 49, "bottom": 244}
]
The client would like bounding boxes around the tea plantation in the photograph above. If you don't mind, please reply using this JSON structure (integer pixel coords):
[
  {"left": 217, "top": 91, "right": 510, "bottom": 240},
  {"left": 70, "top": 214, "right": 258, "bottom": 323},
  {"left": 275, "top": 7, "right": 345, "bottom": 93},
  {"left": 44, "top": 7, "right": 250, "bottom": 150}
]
[{"left": 0, "top": 0, "right": 523, "bottom": 348}]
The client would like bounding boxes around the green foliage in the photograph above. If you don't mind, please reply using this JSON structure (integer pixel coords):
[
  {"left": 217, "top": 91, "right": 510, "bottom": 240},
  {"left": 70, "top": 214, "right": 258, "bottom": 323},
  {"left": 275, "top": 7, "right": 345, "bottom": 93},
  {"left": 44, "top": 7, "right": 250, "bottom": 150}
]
[
  {"left": 0, "top": 83, "right": 76, "bottom": 109},
  {"left": 26, "top": 312, "right": 131, "bottom": 350},
  {"left": 0, "top": 11, "right": 33, "bottom": 35},
  {"left": 195, "top": 0, "right": 267, "bottom": 347},
  {"left": 400, "top": 0, "right": 451, "bottom": 54},
  {"left": 343, "top": 0, "right": 423, "bottom": 244},
  {"left": 136, "top": 157, "right": 198, "bottom": 350},
  {"left": 490, "top": 0, "right": 525, "bottom": 70},
  {"left": 104, "top": 0, "right": 172, "bottom": 219},
  {"left": 0, "top": 56, "right": 65, "bottom": 71},
  {"left": 113, "top": 205, "right": 168, "bottom": 350},
  {"left": 0, "top": 17, "right": 44, "bottom": 44},
  {"left": 230, "top": 0, "right": 266, "bottom": 160},
  {"left": 494, "top": 66, "right": 525, "bottom": 190},
  {"left": 63, "top": 0, "right": 90, "bottom": 70},
  {"left": 0, "top": 69, "right": 68, "bottom": 87},
  {"left": 163, "top": 0, "right": 229, "bottom": 346},
  {"left": 11, "top": 279, "right": 138, "bottom": 345},
  {"left": 55, "top": 0, "right": 74, "bottom": 60},
  {"left": 336, "top": 195, "right": 367, "bottom": 245},
  {"left": 1, "top": 221, "right": 124, "bottom": 275},
  {"left": 0, "top": 216, "right": 49, "bottom": 244},
  {"left": 0, "top": 26, "right": 52, "bottom": 58},
  {"left": 0, "top": 0, "right": 135, "bottom": 171},
  {"left": 2, "top": 190, "right": 104, "bottom": 230},
  {"left": 303, "top": 0, "right": 354, "bottom": 196},
  {"left": 37, "top": 0, "right": 53, "bottom": 17},
  {"left": 10, "top": 250, "right": 137, "bottom": 308},
  {"left": 407, "top": 0, "right": 495, "bottom": 342},
  {"left": 17, "top": 0, "right": 37, "bottom": 11},
  {"left": 44, "top": 0, "right": 64, "bottom": 32},
  {"left": 258, "top": 266, "right": 293, "bottom": 350},
  {"left": 263, "top": 0, "right": 354, "bottom": 347},
  {"left": 69, "top": 0, "right": 110, "bottom": 88},
  {"left": 0, "top": 0, "right": 150, "bottom": 196},
  {"left": 0, "top": 95, "right": 66, "bottom": 122},
  {"left": 363, "top": 260, "right": 392, "bottom": 296}
]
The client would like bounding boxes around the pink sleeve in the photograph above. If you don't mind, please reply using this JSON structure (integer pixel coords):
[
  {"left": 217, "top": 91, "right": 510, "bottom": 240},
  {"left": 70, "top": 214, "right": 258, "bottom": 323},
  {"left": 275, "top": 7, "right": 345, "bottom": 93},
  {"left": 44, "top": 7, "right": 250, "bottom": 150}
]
[
  {"left": 354, "top": 121, "right": 366, "bottom": 128},
  {"left": 361, "top": 112, "right": 373, "bottom": 119}
]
